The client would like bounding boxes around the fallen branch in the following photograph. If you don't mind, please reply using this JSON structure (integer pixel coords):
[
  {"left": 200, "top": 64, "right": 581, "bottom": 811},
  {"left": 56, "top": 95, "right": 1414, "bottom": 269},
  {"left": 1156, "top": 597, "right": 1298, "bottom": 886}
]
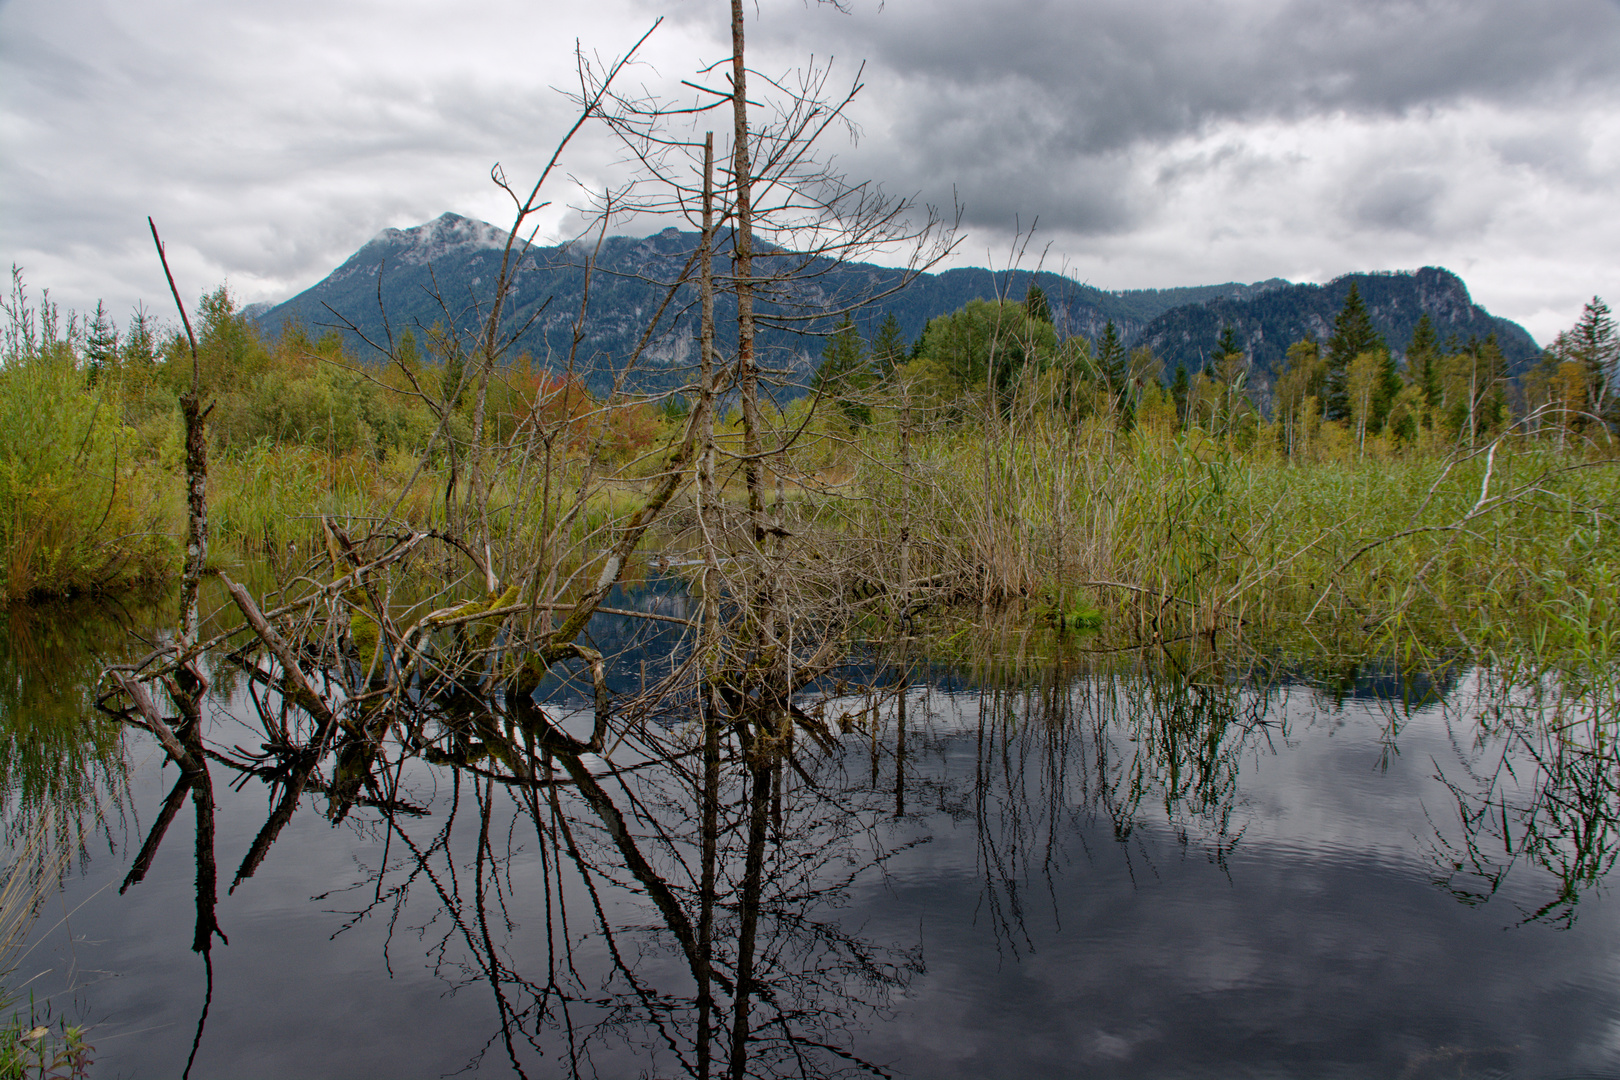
[
  {"left": 221, "top": 573, "right": 340, "bottom": 733},
  {"left": 109, "top": 670, "right": 203, "bottom": 774}
]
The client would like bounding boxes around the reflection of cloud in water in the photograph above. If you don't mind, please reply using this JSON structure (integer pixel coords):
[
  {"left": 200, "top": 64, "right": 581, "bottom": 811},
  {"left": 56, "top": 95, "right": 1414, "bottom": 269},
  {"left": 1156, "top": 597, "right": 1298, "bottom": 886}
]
[
  {"left": 14, "top": 632, "right": 1620, "bottom": 1078},
  {"left": 836, "top": 665, "right": 1620, "bottom": 1078}
]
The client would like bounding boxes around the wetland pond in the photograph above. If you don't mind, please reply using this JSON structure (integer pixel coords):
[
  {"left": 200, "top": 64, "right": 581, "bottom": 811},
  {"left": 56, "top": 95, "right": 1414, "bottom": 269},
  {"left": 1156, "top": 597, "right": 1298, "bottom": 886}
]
[{"left": 6, "top": 580, "right": 1620, "bottom": 1079}]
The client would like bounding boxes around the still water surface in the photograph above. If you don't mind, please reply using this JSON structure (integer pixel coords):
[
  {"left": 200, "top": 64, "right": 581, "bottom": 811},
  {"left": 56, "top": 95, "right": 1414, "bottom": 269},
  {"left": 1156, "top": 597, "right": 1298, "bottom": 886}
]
[{"left": 5, "top": 595, "right": 1618, "bottom": 1079}]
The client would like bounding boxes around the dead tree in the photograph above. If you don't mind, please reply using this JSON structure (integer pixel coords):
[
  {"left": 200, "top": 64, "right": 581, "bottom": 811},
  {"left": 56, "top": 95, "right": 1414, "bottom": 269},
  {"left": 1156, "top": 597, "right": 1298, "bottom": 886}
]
[
  {"left": 104, "top": 9, "right": 955, "bottom": 834},
  {"left": 568, "top": 2, "right": 957, "bottom": 733}
]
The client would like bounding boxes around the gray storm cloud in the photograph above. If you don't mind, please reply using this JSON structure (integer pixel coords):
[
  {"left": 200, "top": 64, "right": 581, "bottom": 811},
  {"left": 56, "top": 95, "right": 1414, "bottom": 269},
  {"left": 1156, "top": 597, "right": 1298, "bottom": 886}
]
[
  {"left": 729, "top": 0, "right": 1620, "bottom": 235},
  {"left": 754, "top": 0, "right": 1620, "bottom": 140},
  {"left": 4, "top": 0, "right": 1620, "bottom": 341}
]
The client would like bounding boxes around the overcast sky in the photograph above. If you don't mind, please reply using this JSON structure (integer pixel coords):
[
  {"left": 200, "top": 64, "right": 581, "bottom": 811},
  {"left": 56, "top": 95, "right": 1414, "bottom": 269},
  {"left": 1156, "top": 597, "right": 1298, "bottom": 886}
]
[{"left": 5, "top": 0, "right": 1619, "bottom": 344}]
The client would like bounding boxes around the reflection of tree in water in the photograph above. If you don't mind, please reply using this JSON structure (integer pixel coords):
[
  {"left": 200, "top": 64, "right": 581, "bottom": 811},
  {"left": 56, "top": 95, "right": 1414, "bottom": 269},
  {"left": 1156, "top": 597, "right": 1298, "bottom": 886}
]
[
  {"left": 1427, "top": 665, "right": 1620, "bottom": 928},
  {"left": 94, "top": 582, "right": 1620, "bottom": 1075},
  {"left": 114, "top": 662, "right": 921, "bottom": 1078},
  {"left": 0, "top": 600, "right": 154, "bottom": 851}
]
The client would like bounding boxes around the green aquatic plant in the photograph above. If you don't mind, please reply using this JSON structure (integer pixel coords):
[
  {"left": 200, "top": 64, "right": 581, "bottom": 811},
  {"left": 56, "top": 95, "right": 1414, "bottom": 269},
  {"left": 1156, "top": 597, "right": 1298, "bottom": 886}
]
[
  {"left": 0, "top": 1013, "right": 92, "bottom": 1080},
  {"left": 0, "top": 821, "right": 91, "bottom": 1080}
]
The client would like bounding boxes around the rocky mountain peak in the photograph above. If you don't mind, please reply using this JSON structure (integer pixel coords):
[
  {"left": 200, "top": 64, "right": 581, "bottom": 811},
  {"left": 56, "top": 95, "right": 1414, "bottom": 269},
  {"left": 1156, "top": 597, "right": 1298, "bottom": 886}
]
[{"left": 362, "top": 212, "right": 510, "bottom": 267}]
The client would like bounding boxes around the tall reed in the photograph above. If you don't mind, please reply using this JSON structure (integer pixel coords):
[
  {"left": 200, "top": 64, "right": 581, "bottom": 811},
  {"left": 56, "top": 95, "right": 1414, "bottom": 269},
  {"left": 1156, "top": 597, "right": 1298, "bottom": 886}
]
[
  {"left": 0, "top": 819, "right": 90, "bottom": 1080},
  {"left": 853, "top": 411, "right": 1620, "bottom": 654}
]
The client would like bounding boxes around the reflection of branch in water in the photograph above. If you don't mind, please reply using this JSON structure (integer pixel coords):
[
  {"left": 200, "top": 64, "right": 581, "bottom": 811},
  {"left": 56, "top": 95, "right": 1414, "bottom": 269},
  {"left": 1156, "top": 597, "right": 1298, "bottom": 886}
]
[
  {"left": 186, "top": 757, "right": 226, "bottom": 956},
  {"left": 198, "top": 682, "right": 920, "bottom": 1080},
  {"left": 1428, "top": 668, "right": 1620, "bottom": 928},
  {"left": 116, "top": 731, "right": 225, "bottom": 1078},
  {"left": 951, "top": 652, "right": 1274, "bottom": 953},
  {"left": 729, "top": 749, "right": 772, "bottom": 1080},
  {"left": 120, "top": 772, "right": 191, "bottom": 894},
  {"left": 698, "top": 709, "right": 720, "bottom": 1080},
  {"left": 181, "top": 710, "right": 226, "bottom": 1080},
  {"left": 183, "top": 950, "right": 214, "bottom": 1080},
  {"left": 230, "top": 750, "right": 321, "bottom": 893}
]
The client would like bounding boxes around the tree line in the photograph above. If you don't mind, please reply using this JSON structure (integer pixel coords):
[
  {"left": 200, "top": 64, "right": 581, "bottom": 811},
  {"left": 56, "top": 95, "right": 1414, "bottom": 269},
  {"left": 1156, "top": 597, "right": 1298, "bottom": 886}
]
[{"left": 812, "top": 279, "right": 1620, "bottom": 457}]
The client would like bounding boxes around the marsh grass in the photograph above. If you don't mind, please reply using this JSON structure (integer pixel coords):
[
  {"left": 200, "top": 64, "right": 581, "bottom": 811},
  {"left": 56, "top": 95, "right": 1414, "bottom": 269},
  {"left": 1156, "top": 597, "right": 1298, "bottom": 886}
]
[
  {"left": 209, "top": 441, "right": 397, "bottom": 559},
  {"left": 850, "top": 416, "right": 1619, "bottom": 656},
  {"left": 0, "top": 821, "right": 90, "bottom": 1080},
  {"left": 0, "top": 359, "right": 173, "bottom": 601},
  {"left": 11, "top": 369, "right": 1608, "bottom": 677}
]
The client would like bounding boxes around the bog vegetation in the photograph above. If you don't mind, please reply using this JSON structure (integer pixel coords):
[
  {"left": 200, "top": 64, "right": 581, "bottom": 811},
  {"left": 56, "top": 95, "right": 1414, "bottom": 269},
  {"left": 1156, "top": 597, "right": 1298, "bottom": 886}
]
[{"left": 4, "top": 260, "right": 1618, "bottom": 658}]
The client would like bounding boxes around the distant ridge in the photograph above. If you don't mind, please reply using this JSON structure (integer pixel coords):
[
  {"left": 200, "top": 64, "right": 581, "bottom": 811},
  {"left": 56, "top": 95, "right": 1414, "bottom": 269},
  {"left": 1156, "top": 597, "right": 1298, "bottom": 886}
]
[
  {"left": 253, "top": 213, "right": 1539, "bottom": 395},
  {"left": 1135, "top": 267, "right": 1540, "bottom": 405}
]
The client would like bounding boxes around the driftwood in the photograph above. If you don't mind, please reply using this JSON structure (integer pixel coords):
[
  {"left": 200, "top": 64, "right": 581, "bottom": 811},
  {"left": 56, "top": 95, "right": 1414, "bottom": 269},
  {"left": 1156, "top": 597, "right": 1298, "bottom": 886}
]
[
  {"left": 110, "top": 670, "right": 203, "bottom": 774},
  {"left": 220, "top": 573, "right": 339, "bottom": 732}
]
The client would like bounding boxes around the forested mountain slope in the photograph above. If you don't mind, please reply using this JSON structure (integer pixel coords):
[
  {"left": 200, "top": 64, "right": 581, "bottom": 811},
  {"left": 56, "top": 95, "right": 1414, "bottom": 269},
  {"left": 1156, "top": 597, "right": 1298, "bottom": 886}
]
[
  {"left": 251, "top": 214, "right": 1535, "bottom": 396},
  {"left": 250, "top": 214, "right": 1288, "bottom": 388},
  {"left": 1136, "top": 268, "right": 1540, "bottom": 394}
]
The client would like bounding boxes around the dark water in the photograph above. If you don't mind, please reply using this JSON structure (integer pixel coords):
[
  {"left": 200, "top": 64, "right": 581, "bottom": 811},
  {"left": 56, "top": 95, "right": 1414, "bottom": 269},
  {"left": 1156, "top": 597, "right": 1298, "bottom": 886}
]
[{"left": 4, "top": 592, "right": 1619, "bottom": 1079}]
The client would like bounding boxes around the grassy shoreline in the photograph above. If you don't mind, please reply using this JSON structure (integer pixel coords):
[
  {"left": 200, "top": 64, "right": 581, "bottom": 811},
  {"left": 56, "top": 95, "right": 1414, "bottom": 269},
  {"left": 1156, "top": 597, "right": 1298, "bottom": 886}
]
[
  {"left": 3, "top": 281, "right": 1615, "bottom": 673},
  {"left": 7, "top": 370, "right": 1616, "bottom": 664}
]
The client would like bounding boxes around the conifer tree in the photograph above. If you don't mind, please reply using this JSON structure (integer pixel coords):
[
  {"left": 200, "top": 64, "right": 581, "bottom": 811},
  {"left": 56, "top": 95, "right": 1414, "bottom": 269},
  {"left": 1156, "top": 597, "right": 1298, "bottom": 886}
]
[
  {"left": 1478, "top": 333, "right": 1509, "bottom": 434},
  {"left": 812, "top": 315, "right": 872, "bottom": 425},
  {"left": 85, "top": 300, "right": 118, "bottom": 385},
  {"left": 870, "top": 312, "right": 908, "bottom": 381},
  {"left": 1212, "top": 324, "right": 1242, "bottom": 366},
  {"left": 1170, "top": 364, "right": 1190, "bottom": 425},
  {"left": 1407, "top": 312, "right": 1442, "bottom": 416},
  {"left": 1568, "top": 296, "right": 1617, "bottom": 418},
  {"left": 1023, "top": 284, "right": 1053, "bottom": 326},
  {"left": 1374, "top": 349, "right": 1402, "bottom": 432},
  {"left": 1325, "top": 282, "right": 1378, "bottom": 422},
  {"left": 1097, "top": 321, "right": 1127, "bottom": 394},
  {"left": 121, "top": 305, "right": 156, "bottom": 368}
]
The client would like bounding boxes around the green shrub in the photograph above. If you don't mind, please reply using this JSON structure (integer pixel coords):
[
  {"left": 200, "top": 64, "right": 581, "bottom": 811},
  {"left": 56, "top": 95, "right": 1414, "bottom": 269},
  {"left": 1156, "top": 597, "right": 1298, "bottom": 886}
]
[{"left": 0, "top": 359, "right": 174, "bottom": 600}]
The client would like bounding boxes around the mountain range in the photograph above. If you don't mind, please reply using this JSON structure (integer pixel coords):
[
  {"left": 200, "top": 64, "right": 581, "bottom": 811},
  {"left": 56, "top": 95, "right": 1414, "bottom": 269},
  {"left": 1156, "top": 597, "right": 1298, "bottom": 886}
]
[{"left": 250, "top": 212, "right": 1541, "bottom": 396}]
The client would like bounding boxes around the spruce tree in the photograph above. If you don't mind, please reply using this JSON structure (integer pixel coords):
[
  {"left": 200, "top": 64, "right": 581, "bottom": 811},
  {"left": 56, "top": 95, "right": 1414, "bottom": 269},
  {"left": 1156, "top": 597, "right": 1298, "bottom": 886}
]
[
  {"left": 85, "top": 300, "right": 118, "bottom": 386},
  {"left": 1024, "top": 284, "right": 1053, "bottom": 326},
  {"left": 1097, "top": 321, "right": 1127, "bottom": 394},
  {"left": 1170, "top": 364, "right": 1190, "bottom": 424},
  {"left": 1407, "top": 311, "right": 1438, "bottom": 361},
  {"left": 1373, "top": 349, "right": 1402, "bottom": 432},
  {"left": 121, "top": 305, "right": 156, "bottom": 368},
  {"left": 1213, "top": 324, "right": 1241, "bottom": 365},
  {"left": 870, "top": 312, "right": 909, "bottom": 381},
  {"left": 1325, "top": 282, "right": 1378, "bottom": 422},
  {"left": 812, "top": 315, "right": 872, "bottom": 425},
  {"left": 1407, "top": 313, "right": 1442, "bottom": 415},
  {"left": 1569, "top": 296, "right": 1617, "bottom": 417}
]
